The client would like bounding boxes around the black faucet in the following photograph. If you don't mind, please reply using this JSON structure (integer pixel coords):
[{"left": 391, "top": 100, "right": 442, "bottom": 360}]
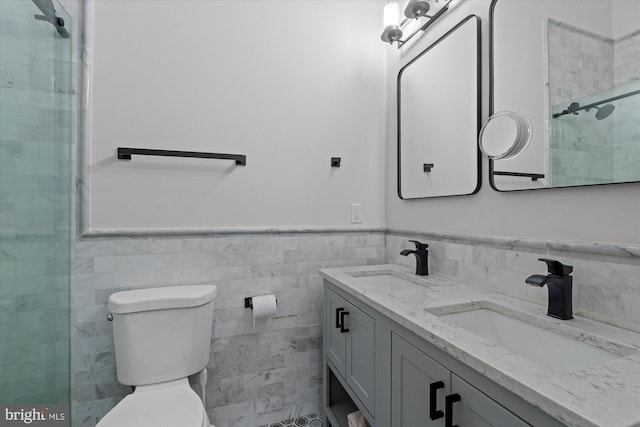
[
  {"left": 525, "top": 258, "right": 574, "bottom": 320},
  {"left": 400, "top": 240, "right": 429, "bottom": 276}
]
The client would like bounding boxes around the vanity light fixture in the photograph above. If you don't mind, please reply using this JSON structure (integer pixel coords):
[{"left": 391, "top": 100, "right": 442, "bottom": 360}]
[
  {"left": 380, "top": 0, "right": 453, "bottom": 47},
  {"left": 404, "top": 0, "right": 430, "bottom": 19},
  {"left": 381, "top": 2, "right": 403, "bottom": 44}
]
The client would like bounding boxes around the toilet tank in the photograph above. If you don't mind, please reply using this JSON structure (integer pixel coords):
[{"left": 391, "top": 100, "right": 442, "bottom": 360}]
[{"left": 108, "top": 285, "right": 216, "bottom": 386}]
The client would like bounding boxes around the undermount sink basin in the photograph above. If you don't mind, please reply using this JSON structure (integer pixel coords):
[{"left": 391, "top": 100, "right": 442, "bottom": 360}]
[{"left": 435, "top": 304, "right": 626, "bottom": 372}]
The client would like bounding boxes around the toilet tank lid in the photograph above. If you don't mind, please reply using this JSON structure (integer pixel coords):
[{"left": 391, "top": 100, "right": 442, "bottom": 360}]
[{"left": 109, "top": 285, "right": 217, "bottom": 314}]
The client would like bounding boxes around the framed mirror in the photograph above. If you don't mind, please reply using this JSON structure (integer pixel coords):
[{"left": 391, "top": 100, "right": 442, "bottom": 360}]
[
  {"left": 398, "top": 15, "right": 481, "bottom": 199},
  {"left": 490, "top": 0, "right": 640, "bottom": 191}
]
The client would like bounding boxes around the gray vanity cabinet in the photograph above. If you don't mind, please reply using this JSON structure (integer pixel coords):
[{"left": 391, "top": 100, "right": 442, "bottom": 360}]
[
  {"left": 450, "top": 374, "right": 531, "bottom": 427},
  {"left": 323, "top": 281, "right": 563, "bottom": 427},
  {"left": 391, "top": 333, "right": 531, "bottom": 427},
  {"left": 325, "top": 288, "right": 375, "bottom": 416},
  {"left": 391, "top": 333, "right": 451, "bottom": 426}
]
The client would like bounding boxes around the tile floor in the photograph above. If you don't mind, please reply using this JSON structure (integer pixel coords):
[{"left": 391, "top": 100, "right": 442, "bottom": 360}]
[{"left": 261, "top": 413, "right": 323, "bottom": 427}]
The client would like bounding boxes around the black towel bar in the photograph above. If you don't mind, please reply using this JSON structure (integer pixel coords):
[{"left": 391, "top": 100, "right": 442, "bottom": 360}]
[
  {"left": 493, "top": 171, "right": 544, "bottom": 182},
  {"left": 117, "top": 147, "right": 246, "bottom": 165}
]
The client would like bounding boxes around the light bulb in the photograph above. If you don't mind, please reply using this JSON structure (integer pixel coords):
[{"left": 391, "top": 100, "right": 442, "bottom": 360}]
[{"left": 383, "top": 2, "right": 399, "bottom": 28}]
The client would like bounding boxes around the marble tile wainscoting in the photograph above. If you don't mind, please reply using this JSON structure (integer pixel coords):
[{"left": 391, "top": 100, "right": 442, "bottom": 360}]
[
  {"left": 70, "top": 230, "right": 383, "bottom": 427},
  {"left": 387, "top": 230, "right": 640, "bottom": 333},
  {"left": 70, "top": 227, "right": 639, "bottom": 426}
]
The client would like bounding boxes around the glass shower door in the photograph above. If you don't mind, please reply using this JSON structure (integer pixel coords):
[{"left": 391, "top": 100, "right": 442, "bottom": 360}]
[{"left": 0, "top": 0, "right": 72, "bottom": 406}]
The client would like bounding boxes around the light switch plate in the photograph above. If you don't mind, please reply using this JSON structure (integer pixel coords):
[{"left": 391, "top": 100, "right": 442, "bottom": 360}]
[{"left": 351, "top": 203, "right": 362, "bottom": 224}]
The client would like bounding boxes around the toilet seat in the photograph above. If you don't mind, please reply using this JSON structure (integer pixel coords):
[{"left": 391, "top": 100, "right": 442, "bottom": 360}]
[{"left": 96, "top": 378, "right": 209, "bottom": 427}]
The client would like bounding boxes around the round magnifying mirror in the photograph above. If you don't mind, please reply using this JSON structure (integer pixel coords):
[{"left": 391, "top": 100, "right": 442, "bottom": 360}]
[{"left": 478, "top": 111, "right": 532, "bottom": 160}]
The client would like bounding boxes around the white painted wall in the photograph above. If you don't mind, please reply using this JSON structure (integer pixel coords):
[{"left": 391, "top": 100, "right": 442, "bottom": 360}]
[
  {"left": 88, "top": 0, "right": 640, "bottom": 244},
  {"left": 386, "top": 0, "right": 640, "bottom": 245},
  {"left": 612, "top": 0, "right": 640, "bottom": 39},
  {"left": 89, "top": 0, "right": 387, "bottom": 230}
]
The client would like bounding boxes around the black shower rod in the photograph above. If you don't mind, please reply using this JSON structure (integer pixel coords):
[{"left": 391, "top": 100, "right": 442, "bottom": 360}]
[{"left": 552, "top": 88, "right": 640, "bottom": 119}]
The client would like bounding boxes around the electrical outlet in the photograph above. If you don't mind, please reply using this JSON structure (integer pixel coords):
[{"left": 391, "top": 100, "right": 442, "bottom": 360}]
[{"left": 351, "top": 203, "right": 362, "bottom": 224}]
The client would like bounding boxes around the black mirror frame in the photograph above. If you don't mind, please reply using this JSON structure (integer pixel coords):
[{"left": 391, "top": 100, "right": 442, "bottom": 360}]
[
  {"left": 397, "top": 14, "right": 482, "bottom": 200},
  {"left": 488, "top": 0, "right": 640, "bottom": 192}
]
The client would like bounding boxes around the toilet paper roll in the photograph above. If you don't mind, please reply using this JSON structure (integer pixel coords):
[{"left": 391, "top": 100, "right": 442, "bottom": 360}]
[{"left": 252, "top": 294, "right": 277, "bottom": 330}]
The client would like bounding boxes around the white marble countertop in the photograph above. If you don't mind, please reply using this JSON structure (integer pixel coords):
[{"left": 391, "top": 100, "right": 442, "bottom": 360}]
[{"left": 319, "top": 264, "right": 640, "bottom": 427}]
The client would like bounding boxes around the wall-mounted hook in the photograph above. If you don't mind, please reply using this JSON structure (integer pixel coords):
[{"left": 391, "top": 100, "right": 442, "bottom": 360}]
[
  {"left": 331, "top": 157, "right": 341, "bottom": 167},
  {"left": 423, "top": 163, "right": 434, "bottom": 172}
]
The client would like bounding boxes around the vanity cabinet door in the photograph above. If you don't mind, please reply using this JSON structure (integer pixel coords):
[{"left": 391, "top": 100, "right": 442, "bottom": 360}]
[
  {"left": 391, "top": 333, "right": 451, "bottom": 427},
  {"left": 325, "top": 287, "right": 376, "bottom": 416},
  {"left": 345, "top": 302, "right": 375, "bottom": 413},
  {"left": 326, "top": 289, "right": 347, "bottom": 377},
  {"left": 449, "top": 374, "right": 531, "bottom": 427}
]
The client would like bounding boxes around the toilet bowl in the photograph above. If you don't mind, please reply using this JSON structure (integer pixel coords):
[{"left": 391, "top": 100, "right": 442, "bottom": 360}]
[
  {"left": 96, "top": 378, "right": 211, "bottom": 427},
  {"left": 97, "top": 285, "right": 217, "bottom": 427}
]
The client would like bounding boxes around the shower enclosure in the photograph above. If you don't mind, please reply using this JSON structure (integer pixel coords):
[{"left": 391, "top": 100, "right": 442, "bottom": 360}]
[
  {"left": 546, "top": 15, "right": 640, "bottom": 188},
  {"left": 550, "top": 80, "right": 640, "bottom": 187},
  {"left": 0, "top": 0, "right": 72, "bottom": 406}
]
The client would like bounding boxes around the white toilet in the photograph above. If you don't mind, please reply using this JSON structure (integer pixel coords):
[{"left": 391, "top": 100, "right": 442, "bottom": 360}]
[{"left": 97, "top": 284, "right": 217, "bottom": 427}]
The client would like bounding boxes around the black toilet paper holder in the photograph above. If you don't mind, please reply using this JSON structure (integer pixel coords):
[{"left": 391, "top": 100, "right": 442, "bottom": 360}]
[{"left": 244, "top": 296, "right": 278, "bottom": 309}]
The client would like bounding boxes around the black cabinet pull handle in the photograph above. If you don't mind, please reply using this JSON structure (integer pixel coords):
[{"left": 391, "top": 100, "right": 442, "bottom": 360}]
[
  {"left": 429, "top": 381, "right": 445, "bottom": 420},
  {"left": 336, "top": 308, "right": 345, "bottom": 329},
  {"left": 445, "top": 393, "right": 461, "bottom": 427},
  {"left": 339, "top": 310, "right": 350, "bottom": 333}
]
